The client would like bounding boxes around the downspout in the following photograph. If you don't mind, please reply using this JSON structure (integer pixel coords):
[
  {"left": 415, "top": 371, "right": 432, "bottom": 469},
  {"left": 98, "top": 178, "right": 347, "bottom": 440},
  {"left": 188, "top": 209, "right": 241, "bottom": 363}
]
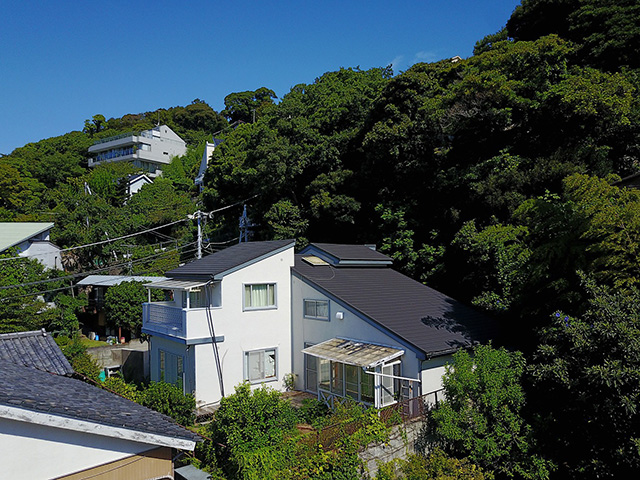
[{"left": 205, "top": 279, "right": 225, "bottom": 398}]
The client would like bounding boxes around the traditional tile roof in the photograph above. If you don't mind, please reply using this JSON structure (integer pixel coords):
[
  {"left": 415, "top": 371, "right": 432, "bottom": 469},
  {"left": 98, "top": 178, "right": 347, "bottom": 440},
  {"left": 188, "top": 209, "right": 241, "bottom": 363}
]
[
  {"left": 0, "top": 329, "right": 74, "bottom": 376},
  {"left": 167, "top": 239, "right": 295, "bottom": 279},
  {"left": 0, "top": 222, "right": 54, "bottom": 252},
  {"left": 0, "top": 362, "right": 200, "bottom": 446},
  {"left": 293, "top": 255, "right": 499, "bottom": 358}
]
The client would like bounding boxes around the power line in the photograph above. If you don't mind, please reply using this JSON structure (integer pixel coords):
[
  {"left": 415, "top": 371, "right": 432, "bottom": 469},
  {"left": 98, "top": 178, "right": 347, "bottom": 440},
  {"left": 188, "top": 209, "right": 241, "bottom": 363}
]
[
  {"left": 0, "top": 193, "right": 259, "bottom": 264},
  {"left": 0, "top": 242, "right": 197, "bottom": 291}
]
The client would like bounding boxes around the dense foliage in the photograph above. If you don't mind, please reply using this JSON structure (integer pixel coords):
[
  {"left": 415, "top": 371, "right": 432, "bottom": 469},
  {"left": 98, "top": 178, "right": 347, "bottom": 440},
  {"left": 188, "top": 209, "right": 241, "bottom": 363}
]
[
  {"left": 427, "top": 345, "right": 550, "bottom": 479},
  {"left": 2, "top": 1, "right": 640, "bottom": 477},
  {"left": 103, "top": 280, "right": 163, "bottom": 337}
]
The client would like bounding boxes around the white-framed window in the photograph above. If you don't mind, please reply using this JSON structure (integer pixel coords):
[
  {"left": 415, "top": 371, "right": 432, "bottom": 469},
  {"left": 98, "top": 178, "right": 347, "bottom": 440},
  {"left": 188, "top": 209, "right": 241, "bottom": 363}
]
[
  {"left": 304, "top": 299, "right": 329, "bottom": 320},
  {"left": 245, "top": 348, "right": 277, "bottom": 383},
  {"left": 243, "top": 283, "right": 276, "bottom": 310},
  {"left": 159, "top": 350, "right": 184, "bottom": 391}
]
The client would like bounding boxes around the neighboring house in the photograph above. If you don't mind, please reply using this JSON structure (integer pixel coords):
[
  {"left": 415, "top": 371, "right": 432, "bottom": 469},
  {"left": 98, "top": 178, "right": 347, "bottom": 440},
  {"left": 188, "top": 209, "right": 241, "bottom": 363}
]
[
  {"left": 0, "top": 330, "right": 199, "bottom": 480},
  {"left": 128, "top": 173, "right": 153, "bottom": 197},
  {"left": 88, "top": 125, "right": 187, "bottom": 176},
  {"left": 194, "top": 137, "right": 223, "bottom": 191},
  {"left": 142, "top": 240, "right": 497, "bottom": 411},
  {"left": 142, "top": 240, "right": 295, "bottom": 408},
  {"left": 77, "top": 275, "right": 169, "bottom": 338},
  {"left": 0, "top": 222, "right": 62, "bottom": 270}
]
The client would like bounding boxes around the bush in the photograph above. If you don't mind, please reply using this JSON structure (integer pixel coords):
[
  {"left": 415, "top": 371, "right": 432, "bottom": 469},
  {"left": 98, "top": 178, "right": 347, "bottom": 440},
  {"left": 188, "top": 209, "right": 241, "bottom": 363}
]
[
  {"left": 56, "top": 334, "right": 101, "bottom": 382},
  {"left": 297, "top": 397, "right": 329, "bottom": 425},
  {"left": 102, "top": 375, "right": 139, "bottom": 402},
  {"left": 138, "top": 381, "right": 196, "bottom": 426}
]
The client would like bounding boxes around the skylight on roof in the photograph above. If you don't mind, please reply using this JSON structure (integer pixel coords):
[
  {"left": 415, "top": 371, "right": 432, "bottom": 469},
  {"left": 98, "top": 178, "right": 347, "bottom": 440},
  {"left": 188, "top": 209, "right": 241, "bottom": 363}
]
[{"left": 302, "top": 255, "right": 329, "bottom": 266}]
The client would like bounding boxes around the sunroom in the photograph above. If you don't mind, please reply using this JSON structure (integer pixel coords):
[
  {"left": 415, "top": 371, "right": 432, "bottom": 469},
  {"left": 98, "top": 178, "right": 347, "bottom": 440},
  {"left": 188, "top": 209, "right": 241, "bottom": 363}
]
[{"left": 302, "top": 338, "right": 420, "bottom": 409}]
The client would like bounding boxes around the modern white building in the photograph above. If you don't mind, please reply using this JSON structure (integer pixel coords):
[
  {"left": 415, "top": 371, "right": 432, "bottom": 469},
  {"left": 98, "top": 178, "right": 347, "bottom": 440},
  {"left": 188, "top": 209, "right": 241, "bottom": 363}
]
[
  {"left": 88, "top": 125, "right": 187, "bottom": 176},
  {"left": 142, "top": 241, "right": 498, "bottom": 411},
  {"left": 194, "top": 137, "right": 223, "bottom": 191},
  {"left": 0, "top": 222, "right": 62, "bottom": 270}
]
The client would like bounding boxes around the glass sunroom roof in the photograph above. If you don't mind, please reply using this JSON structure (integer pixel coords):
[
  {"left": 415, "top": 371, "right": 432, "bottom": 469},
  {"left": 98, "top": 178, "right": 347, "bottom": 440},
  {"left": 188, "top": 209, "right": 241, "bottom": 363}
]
[{"left": 302, "top": 338, "right": 404, "bottom": 368}]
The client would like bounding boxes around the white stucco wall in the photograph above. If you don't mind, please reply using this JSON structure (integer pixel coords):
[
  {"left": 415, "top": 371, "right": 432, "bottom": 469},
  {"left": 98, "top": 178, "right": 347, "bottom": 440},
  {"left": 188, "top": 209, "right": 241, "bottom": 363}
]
[
  {"left": 20, "top": 241, "right": 62, "bottom": 270},
  {"left": 290, "top": 275, "right": 424, "bottom": 392},
  {"left": 0, "top": 417, "right": 159, "bottom": 480},
  {"left": 420, "top": 355, "right": 453, "bottom": 394},
  {"left": 150, "top": 246, "right": 295, "bottom": 408}
]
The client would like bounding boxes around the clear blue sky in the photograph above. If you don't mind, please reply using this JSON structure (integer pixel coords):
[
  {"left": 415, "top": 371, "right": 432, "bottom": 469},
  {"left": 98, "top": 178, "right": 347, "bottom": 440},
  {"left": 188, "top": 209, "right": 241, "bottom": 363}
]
[{"left": 0, "top": 0, "right": 521, "bottom": 155}]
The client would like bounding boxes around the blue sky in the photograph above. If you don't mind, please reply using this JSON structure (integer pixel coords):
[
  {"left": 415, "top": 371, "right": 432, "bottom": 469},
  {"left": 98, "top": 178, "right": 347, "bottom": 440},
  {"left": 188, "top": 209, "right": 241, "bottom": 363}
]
[{"left": 0, "top": 1, "right": 521, "bottom": 155}]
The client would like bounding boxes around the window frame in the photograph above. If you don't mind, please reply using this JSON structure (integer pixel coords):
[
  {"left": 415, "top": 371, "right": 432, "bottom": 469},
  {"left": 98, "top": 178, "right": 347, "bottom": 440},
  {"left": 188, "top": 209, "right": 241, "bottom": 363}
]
[
  {"left": 244, "top": 347, "right": 278, "bottom": 384},
  {"left": 303, "top": 298, "right": 330, "bottom": 320},
  {"left": 243, "top": 283, "right": 277, "bottom": 311}
]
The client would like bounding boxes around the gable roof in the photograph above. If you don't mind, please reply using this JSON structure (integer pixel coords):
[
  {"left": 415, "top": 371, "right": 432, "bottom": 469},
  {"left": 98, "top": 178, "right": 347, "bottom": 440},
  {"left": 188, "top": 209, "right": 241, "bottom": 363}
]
[
  {"left": 0, "top": 362, "right": 200, "bottom": 449},
  {"left": 293, "top": 255, "right": 498, "bottom": 358},
  {"left": 167, "top": 239, "right": 295, "bottom": 279},
  {"left": 303, "top": 243, "right": 392, "bottom": 266},
  {"left": 0, "top": 329, "right": 73, "bottom": 376},
  {"left": 0, "top": 222, "right": 54, "bottom": 252}
]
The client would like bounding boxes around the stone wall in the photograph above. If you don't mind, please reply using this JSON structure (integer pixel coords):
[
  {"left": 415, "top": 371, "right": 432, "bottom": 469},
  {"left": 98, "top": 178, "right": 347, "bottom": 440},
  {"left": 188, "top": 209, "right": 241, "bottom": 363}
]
[{"left": 359, "top": 418, "right": 425, "bottom": 477}]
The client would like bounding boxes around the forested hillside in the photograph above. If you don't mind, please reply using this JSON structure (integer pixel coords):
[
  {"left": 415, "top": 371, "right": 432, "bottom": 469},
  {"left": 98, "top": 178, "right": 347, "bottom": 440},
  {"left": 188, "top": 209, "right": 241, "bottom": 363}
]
[{"left": 2, "top": 0, "right": 640, "bottom": 477}]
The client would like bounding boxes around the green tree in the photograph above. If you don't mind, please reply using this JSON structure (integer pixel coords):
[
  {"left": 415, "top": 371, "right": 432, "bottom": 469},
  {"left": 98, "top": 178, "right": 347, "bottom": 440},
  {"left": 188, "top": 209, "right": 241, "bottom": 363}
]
[
  {"left": 222, "top": 87, "right": 277, "bottom": 123},
  {"left": 427, "top": 344, "right": 551, "bottom": 479},
  {"left": 530, "top": 278, "right": 640, "bottom": 478},
  {"left": 103, "top": 280, "right": 162, "bottom": 337}
]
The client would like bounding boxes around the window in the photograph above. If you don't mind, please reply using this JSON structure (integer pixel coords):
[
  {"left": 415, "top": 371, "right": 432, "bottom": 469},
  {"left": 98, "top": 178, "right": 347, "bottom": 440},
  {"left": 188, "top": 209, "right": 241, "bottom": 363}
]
[
  {"left": 245, "top": 348, "right": 277, "bottom": 382},
  {"left": 304, "top": 299, "right": 329, "bottom": 319},
  {"left": 244, "top": 283, "right": 276, "bottom": 309},
  {"left": 159, "top": 350, "right": 184, "bottom": 391}
]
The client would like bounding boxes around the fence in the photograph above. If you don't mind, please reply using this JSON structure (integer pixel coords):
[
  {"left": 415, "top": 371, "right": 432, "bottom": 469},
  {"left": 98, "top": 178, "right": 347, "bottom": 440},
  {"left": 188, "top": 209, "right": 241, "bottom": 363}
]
[{"left": 302, "top": 389, "right": 445, "bottom": 451}]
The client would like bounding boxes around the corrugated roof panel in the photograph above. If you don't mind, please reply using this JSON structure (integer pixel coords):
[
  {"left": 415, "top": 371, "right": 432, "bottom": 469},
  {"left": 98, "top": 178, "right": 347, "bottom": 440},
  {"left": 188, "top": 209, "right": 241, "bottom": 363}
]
[
  {"left": 302, "top": 338, "right": 404, "bottom": 367},
  {"left": 0, "top": 222, "right": 54, "bottom": 252}
]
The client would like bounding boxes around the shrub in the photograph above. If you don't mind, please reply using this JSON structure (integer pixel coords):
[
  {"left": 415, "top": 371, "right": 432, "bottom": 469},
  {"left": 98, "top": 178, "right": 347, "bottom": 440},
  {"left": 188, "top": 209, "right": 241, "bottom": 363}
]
[{"left": 138, "top": 381, "right": 196, "bottom": 426}]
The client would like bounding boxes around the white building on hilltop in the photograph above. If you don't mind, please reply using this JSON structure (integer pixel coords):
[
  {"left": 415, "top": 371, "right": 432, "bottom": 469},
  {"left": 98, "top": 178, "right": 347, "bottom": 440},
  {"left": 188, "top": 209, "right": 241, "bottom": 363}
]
[{"left": 88, "top": 125, "right": 187, "bottom": 176}]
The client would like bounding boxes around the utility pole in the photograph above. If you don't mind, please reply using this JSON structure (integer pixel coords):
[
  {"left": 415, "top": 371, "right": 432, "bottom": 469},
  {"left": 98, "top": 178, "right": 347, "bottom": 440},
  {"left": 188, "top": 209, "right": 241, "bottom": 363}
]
[{"left": 189, "top": 210, "right": 210, "bottom": 259}]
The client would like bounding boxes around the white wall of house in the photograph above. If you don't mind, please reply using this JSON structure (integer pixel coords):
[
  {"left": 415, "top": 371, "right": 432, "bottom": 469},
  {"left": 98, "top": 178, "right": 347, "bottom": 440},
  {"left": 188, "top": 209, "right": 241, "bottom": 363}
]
[
  {"left": 20, "top": 241, "right": 62, "bottom": 270},
  {"left": 420, "top": 355, "right": 452, "bottom": 394},
  {"left": 291, "top": 276, "right": 424, "bottom": 393},
  {"left": 0, "top": 417, "right": 160, "bottom": 480},
  {"left": 148, "top": 246, "right": 295, "bottom": 407}
]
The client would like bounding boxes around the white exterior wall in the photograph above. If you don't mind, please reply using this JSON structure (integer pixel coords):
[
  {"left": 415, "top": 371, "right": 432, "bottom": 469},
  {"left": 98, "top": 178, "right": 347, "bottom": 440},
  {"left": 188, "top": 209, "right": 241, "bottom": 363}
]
[
  {"left": 149, "top": 247, "right": 295, "bottom": 407},
  {"left": 420, "top": 355, "right": 453, "bottom": 394},
  {"left": 20, "top": 241, "right": 62, "bottom": 270},
  {"left": 194, "top": 247, "right": 294, "bottom": 407},
  {"left": 0, "top": 417, "right": 159, "bottom": 480},
  {"left": 291, "top": 275, "right": 424, "bottom": 392}
]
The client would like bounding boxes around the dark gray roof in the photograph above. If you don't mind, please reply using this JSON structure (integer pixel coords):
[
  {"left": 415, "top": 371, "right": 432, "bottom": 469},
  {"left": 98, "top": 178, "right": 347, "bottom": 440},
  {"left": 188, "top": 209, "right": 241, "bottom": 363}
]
[
  {"left": 293, "top": 255, "right": 498, "bottom": 357},
  {"left": 167, "top": 239, "right": 294, "bottom": 279},
  {"left": 0, "top": 362, "right": 200, "bottom": 443},
  {"left": 0, "top": 329, "right": 74, "bottom": 376},
  {"left": 304, "top": 243, "right": 392, "bottom": 264}
]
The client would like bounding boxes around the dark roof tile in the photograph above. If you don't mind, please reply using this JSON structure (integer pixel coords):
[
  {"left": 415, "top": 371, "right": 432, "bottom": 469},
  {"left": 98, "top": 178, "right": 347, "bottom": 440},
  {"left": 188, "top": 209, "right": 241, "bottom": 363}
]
[
  {"left": 0, "top": 330, "right": 74, "bottom": 376},
  {"left": 293, "top": 255, "right": 498, "bottom": 357},
  {"left": 0, "top": 362, "right": 200, "bottom": 443},
  {"left": 167, "top": 239, "right": 294, "bottom": 279}
]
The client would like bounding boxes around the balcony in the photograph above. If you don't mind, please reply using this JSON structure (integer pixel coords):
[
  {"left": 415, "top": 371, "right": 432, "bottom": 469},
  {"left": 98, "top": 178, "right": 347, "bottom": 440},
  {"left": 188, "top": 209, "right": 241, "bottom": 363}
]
[{"left": 142, "top": 302, "right": 221, "bottom": 342}]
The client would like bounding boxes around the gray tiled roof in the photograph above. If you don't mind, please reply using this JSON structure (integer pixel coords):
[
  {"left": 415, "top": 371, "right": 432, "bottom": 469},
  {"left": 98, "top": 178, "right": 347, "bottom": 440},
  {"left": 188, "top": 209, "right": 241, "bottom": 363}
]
[
  {"left": 293, "top": 255, "right": 498, "bottom": 357},
  {"left": 167, "top": 239, "right": 294, "bottom": 279},
  {"left": 0, "top": 329, "right": 74, "bottom": 376},
  {"left": 306, "top": 243, "right": 392, "bottom": 263},
  {"left": 0, "top": 362, "right": 200, "bottom": 443}
]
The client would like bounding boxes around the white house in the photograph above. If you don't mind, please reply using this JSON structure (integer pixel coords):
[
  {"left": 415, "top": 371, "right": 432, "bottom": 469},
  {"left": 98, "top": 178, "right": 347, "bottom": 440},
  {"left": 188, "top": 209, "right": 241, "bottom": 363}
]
[
  {"left": 88, "top": 125, "right": 187, "bottom": 176},
  {"left": 142, "top": 240, "right": 295, "bottom": 409},
  {"left": 142, "top": 240, "right": 498, "bottom": 411},
  {"left": 0, "top": 222, "right": 62, "bottom": 270}
]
